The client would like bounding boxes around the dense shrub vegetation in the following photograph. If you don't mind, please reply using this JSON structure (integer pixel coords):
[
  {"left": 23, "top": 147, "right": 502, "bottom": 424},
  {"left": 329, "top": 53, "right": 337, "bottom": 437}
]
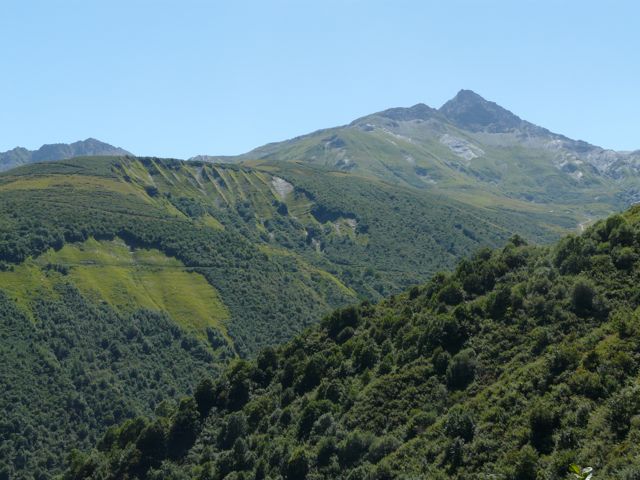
[
  {"left": 0, "top": 156, "right": 563, "bottom": 478},
  {"left": 63, "top": 209, "right": 640, "bottom": 479},
  {"left": 0, "top": 286, "right": 219, "bottom": 479}
]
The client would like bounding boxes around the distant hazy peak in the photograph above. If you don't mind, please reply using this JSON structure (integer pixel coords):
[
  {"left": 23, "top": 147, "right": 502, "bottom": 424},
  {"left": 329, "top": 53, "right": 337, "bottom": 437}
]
[
  {"left": 0, "top": 138, "right": 131, "bottom": 172},
  {"left": 32, "top": 138, "right": 130, "bottom": 160},
  {"left": 377, "top": 102, "right": 440, "bottom": 122}
]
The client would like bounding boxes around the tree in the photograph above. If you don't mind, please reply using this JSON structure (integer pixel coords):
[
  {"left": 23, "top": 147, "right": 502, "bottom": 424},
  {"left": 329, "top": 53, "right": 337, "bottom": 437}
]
[
  {"left": 438, "top": 282, "right": 464, "bottom": 306},
  {"left": 219, "top": 412, "right": 248, "bottom": 449},
  {"left": 571, "top": 279, "right": 595, "bottom": 317},
  {"left": 167, "top": 398, "right": 200, "bottom": 459},
  {"left": 511, "top": 445, "right": 538, "bottom": 480},
  {"left": 298, "top": 400, "right": 333, "bottom": 439},
  {"left": 194, "top": 378, "right": 216, "bottom": 417},
  {"left": 284, "top": 448, "right": 309, "bottom": 479},
  {"left": 324, "top": 306, "right": 360, "bottom": 339}
]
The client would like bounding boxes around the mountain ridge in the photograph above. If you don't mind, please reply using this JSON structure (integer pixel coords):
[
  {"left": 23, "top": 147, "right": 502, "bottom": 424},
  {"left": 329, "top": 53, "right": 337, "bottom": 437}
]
[
  {"left": 195, "top": 89, "right": 633, "bottom": 166},
  {"left": 0, "top": 138, "right": 131, "bottom": 172},
  {"left": 192, "top": 90, "right": 640, "bottom": 230},
  {"left": 3, "top": 93, "right": 640, "bottom": 478}
]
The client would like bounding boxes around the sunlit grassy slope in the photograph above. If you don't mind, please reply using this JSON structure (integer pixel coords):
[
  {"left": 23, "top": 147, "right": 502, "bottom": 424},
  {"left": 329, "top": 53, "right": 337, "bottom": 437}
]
[{"left": 0, "top": 238, "right": 231, "bottom": 337}]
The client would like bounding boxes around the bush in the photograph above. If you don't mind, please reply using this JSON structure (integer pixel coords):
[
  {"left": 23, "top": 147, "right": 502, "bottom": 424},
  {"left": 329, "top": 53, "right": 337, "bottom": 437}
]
[
  {"left": 607, "top": 387, "right": 640, "bottom": 439},
  {"left": 438, "top": 282, "right": 464, "bottom": 306},
  {"left": 406, "top": 411, "right": 437, "bottom": 439},
  {"left": 446, "top": 349, "right": 477, "bottom": 390},
  {"left": 324, "top": 306, "right": 361, "bottom": 339},
  {"left": 338, "top": 430, "right": 374, "bottom": 467},
  {"left": 618, "top": 466, "right": 640, "bottom": 480},
  {"left": 367, "top": 435, "right": 401, "bottom": 464},
  {"left": 144, "top": 185, "right": 159, "bottom": 197},
  {"left": 548, "top": 344, "right": 579, "bottom": 377},
  {"left": 444, "top": 407, "right": 475, "bottom": 442},
  {"left": 611, "top": 308, "right": 637, "bottom": 338},
  {"left": 284, "top": 448, "right": 309, "bottom": 479},
  {"left": 529, "top": 402, "right": 557, "bottom": 453},
  {"left": 571, "top": 279, "right": 596, "bottom": 317}
]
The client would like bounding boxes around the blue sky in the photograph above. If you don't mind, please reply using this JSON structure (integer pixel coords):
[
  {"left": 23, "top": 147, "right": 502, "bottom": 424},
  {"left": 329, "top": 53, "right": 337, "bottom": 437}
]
[{"left": 1, "top": 0, "right": 638, "bottom": 158}]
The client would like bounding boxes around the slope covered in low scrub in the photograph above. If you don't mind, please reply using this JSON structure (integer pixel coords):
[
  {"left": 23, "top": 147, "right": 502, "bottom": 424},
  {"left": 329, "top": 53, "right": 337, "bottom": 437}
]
[
  {"left": 63, "top": 208, "right": 640, "bottom": 479},
  {"left": 0, "top": 155, "right": 558, "bottom": 478}
]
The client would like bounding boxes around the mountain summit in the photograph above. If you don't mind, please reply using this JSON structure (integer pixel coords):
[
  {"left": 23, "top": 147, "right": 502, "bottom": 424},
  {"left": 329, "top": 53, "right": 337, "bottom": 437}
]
[
  {"left": 439, "top": 89, "right": 528, "bottom": 133},
  {"left": 0, "top": 138, "right": 130, "bottom": 172},
  {"left": 223, "top": 90, "right": 640, "bottom": 221}
]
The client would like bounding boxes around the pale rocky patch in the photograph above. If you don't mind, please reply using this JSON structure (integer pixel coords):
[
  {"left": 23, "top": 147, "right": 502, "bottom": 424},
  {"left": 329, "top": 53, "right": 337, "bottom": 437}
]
[
  {"left": 271, "top": 176, "right": 294, "bottom": 199},
  {"left": 440, "top": 134, "right": 484, "bottom": 162}
]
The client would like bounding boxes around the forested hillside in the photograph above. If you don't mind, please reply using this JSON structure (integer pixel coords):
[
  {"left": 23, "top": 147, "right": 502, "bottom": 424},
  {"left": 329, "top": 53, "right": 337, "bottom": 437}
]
[
  {"left": 64, "top": 207, "right": 640, "bottom": 479},
  {"left": 0, "top": 155, "right": 565, "bottom": 478}
]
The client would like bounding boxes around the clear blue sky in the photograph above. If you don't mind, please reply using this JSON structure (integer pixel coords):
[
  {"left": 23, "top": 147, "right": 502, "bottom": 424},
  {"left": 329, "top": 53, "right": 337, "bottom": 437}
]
[{"left": 1, "top": 0, "right": 638, "bottom": 158}]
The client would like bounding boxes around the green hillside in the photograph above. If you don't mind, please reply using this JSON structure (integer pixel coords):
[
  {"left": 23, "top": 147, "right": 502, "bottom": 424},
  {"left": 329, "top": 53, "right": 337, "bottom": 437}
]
[
  {"left": 0, "top": 154, "right": 571, "bottom": 478},
  {"left": 64, "top": 207, "right": 640, "bottom": 480}
]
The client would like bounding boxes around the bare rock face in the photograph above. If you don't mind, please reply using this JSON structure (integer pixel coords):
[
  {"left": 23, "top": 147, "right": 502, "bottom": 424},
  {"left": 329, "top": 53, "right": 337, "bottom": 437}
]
[
  {"left": 271, "top": 176, "right": 294, "bottom": 199},
  {"left": 439, "top": 134, "right": 484, "bottom": 163}
]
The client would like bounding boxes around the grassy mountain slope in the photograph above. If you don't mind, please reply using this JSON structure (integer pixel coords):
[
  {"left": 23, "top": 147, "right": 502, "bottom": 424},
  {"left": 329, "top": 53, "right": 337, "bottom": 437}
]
[
  {"left": 215, "top": 90, "right": 640, "bottom": 232},
  {"left": 65, "top": 207, "right": 640, "bottom": 480},
  {"left": 0, "top": 154, "right": 568, "bottom": 478},
  {"left": 1, "top": 237, "right": 230, "bottom": 336}
]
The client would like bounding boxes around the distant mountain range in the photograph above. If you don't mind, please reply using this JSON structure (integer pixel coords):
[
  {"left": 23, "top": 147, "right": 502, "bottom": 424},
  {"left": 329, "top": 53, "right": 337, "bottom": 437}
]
[
  {"left": 0, "top": 138, "right": 130, "bottom": 171},
  {"left": 194, "top": 90, "right": 640, "bottom": 229},
  {"left": 241, "top": 89, "right": 640, "bottom": 183},
  {"left": 2, "top": 91, "right": 640, "bottom": 477}
]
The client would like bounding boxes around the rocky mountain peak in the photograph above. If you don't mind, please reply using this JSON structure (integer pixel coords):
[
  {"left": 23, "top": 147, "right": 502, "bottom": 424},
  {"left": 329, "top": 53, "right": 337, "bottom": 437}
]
[{"left": 439, "top": 89, "right": 524, "bottom": 133}]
